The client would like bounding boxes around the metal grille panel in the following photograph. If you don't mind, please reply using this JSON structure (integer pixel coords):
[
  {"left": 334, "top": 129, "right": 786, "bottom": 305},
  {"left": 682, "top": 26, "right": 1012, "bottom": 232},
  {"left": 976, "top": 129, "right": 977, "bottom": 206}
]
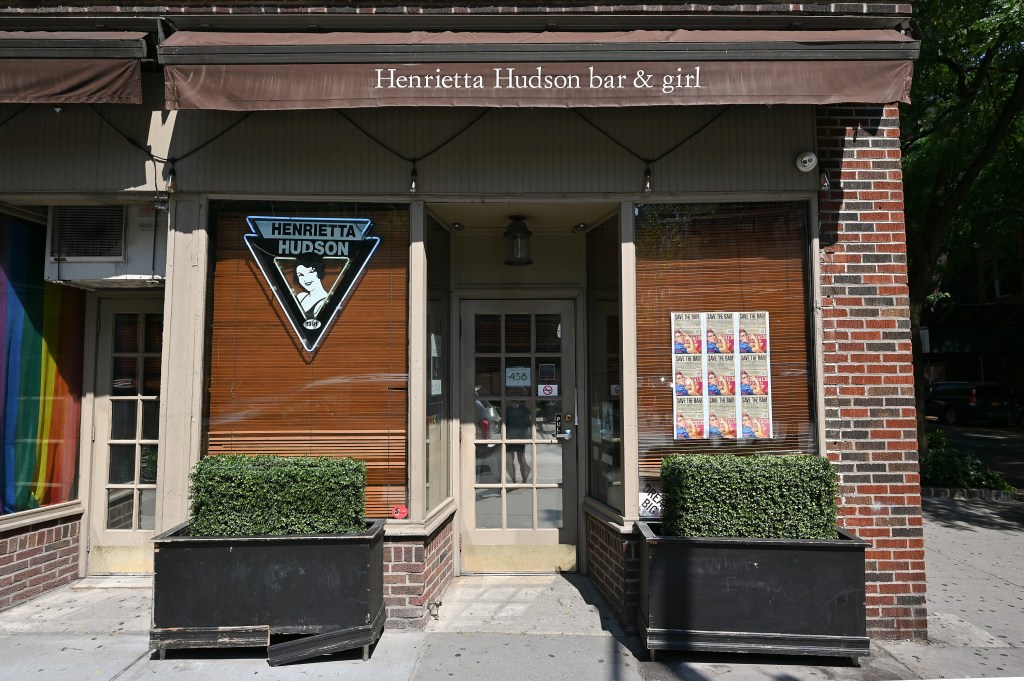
[{"left": 50, "top": 205, "right": 126, "bottom": 259}]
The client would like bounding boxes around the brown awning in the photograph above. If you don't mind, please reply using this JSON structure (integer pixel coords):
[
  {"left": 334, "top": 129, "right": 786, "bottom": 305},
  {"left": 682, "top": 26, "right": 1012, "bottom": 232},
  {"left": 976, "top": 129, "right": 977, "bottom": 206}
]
[
  {"left": 0, "top": 31, "right": 147, "bottom": 104},
  {"left": 160, "top": 29, "right": 918, "bottom": 110}
]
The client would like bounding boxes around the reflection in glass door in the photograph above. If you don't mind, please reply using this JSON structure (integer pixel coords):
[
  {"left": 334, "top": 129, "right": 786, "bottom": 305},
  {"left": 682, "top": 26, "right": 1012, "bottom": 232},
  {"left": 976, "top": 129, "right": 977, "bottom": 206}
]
[
  {"left": 461, "top": 300, "right": 577, "bottom": 573},
  {"left": 89, "top": 298, "right": 164, "bottom": 573}
]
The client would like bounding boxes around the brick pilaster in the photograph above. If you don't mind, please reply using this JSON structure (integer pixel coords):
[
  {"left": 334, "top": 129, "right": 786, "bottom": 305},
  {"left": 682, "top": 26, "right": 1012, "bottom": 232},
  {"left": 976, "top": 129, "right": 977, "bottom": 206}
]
[
  {"left": 585, "top": 514, "right": 639, "bottom": 631},
  {"left": 382, "top": 516, "right": 454, "bottom": 629},
  {"left": 816, "top": 104, "right": 927, "bottom": 640}
]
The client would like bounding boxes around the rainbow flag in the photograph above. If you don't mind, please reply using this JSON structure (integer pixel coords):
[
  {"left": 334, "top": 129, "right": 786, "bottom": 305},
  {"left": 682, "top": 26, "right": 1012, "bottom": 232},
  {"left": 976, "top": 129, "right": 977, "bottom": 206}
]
[{"left": 1, "top": 216, "right": 84, "bottom": 515}]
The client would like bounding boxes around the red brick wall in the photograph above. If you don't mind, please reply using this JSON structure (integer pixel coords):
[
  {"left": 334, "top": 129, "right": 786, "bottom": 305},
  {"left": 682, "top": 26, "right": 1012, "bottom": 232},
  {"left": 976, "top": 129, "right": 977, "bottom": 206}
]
[
  {"left": 421, "top": 518, "right": 454, "bottom": 616},
  {"left": 817, "top": 104, "right": 928, "bottom": 640},
  {"left": 585, "top": 514, "right": 639, "bottom": 631},
  {"left": 0, "top": 515, "right": 81, "bottom": 612},
  {"left": 383, "top": 516, "right": 454, "bottom": 629}
]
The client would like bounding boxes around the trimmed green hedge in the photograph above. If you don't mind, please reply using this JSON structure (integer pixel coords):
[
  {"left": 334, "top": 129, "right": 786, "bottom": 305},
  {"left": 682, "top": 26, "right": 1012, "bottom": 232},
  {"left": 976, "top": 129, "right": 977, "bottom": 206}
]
[
  {"left": 920, "top": 430, "right": 1015, "bottom": 492},
  {"left": 188, "top": 455, "right": 366, "bottom": 537},
  {"left": 661, "top": 454, "right": 838, "bottom": 539}
]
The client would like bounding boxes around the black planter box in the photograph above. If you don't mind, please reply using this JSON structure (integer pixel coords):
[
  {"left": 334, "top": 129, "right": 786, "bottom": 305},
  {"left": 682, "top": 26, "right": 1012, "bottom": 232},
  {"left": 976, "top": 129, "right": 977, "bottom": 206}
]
[
  {"left": 637, "top": 520, "right": 869, "bottom": 659},
  {"left": 151, "top": 518, "right": 385, "bottom": 665}
]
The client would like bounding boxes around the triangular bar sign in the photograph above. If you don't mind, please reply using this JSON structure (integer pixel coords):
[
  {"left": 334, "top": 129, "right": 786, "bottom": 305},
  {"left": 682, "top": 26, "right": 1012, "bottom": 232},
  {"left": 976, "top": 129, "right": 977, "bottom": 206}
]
[{"left": 244, "top": 215, "right": 381, "bottom": 354}]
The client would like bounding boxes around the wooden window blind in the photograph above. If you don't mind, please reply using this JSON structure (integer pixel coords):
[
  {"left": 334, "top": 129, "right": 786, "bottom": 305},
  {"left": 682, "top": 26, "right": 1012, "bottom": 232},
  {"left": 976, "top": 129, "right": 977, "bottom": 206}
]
[
  {"left": 634, "top": 202, "right": 815, "bottom": 480},
  {"left": 205, "top": 203, "right": 409, "bottom": 518}
]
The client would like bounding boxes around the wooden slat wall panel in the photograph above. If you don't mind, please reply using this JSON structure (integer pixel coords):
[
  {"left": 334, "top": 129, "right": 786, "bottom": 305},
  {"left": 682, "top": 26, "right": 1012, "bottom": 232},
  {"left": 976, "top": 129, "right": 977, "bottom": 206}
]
[
  {"left": 634, "top": 202, "right": 813, "bottom": 480},
  {"left": 169, "top": 106, "right": 815, "bottom": 196},
  {"left": 0, "top": 75, "right": 169, "bottom": 193},
  {"left": 206, "top": 205, "right": 409, "bottom": 516},
  {"left": 0, "top": 103, "right": 151, "bottom": 192},
  {"left": 0, "top": 104, "right": 813, "bottom": 195}
]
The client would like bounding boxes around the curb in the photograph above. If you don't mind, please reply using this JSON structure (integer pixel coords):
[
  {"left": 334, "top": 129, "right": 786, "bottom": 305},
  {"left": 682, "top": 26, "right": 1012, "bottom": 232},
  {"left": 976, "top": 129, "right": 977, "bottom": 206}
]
[{"left": 921, "top": 486, "right": 1023, "bottom": 502}]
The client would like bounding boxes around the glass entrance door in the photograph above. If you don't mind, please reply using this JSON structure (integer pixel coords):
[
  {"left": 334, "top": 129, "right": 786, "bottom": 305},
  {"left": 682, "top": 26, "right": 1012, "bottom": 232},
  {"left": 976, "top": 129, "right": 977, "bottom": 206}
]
[
  {"left": 460, "top": 300, "right": 578, "bottom": 573},
  {"left": 88, "top": 298, "right": 164, "bottom": 573}
]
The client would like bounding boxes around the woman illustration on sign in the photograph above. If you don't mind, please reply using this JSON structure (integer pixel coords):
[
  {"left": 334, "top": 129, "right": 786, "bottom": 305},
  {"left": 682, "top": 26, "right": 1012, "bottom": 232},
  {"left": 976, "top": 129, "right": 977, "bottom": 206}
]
[
  {"left": 741, "top": 413, "right": 758, "bottom": 439},
  {"left": 740, "top": 370, "right": 765, "bottom": 396},
  {"left": 742, "top": 412, "right": 768, "bottom": 439},
  {"left": 294, "top": 256, "right": 330, "bottom": 318},
  {"left": 707, "top": 371, "right": 722, "bottom": 396},
  {"left": 674, "top": 330, "right": 687, "bottom": 354},
  {"left": 708, "top": 413, "right": 724, "bottom": 439},
  {"left": 674, "top": 371, "right": 697, "bottom": 396},
  {"left": 739, "top": 328, "right": 762, "bottom": 353},
  {"left": 675, "top": 413, "right": 699, "bottom": 439}
]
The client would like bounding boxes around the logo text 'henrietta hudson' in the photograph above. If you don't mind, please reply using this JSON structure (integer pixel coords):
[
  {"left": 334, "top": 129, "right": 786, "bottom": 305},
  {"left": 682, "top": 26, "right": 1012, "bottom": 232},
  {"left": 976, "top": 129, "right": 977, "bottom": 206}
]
[
  {"left": 249, "top": 219, "right": 371, "bottom": 257},
  {"left": 374, "top": 65, "right": 702, "bottom": 95}
]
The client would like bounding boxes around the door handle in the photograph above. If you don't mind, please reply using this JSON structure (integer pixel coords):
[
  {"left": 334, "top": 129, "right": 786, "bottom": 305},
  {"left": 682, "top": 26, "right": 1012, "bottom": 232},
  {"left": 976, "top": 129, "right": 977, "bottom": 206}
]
[{"left": 555, "top": 429, "right": 574, "bottom": 441}]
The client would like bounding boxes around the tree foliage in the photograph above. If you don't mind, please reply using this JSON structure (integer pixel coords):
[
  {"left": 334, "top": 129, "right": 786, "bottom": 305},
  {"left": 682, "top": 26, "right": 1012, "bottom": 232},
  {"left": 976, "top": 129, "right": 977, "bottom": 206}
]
[
  {"left": 901, "top": 0, "right": 1024, "bottom": 452},
  {"left": 920, "top": 430, "right": 1015, "bottom": 491},
  {"left": 903, "top": 0, "right": 1024, "bottom": 308}
]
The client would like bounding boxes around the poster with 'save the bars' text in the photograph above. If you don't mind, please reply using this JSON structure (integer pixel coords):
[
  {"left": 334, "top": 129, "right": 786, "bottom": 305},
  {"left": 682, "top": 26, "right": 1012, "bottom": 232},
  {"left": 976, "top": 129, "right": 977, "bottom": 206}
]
[{"left": 670, "top": 311, "right": 773, "bottom": 440}]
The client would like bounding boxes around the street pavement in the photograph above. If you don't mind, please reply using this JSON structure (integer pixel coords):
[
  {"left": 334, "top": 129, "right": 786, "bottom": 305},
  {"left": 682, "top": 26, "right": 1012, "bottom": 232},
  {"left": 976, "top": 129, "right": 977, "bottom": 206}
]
[{"left": 1, "top": 497, "right": 1022, "bottom": 680}]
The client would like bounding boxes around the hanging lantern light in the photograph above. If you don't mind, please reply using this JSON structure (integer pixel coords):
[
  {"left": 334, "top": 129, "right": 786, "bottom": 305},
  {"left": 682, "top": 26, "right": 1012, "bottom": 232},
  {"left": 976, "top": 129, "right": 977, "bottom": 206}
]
[{"left": 504, "top": 215, "right": 532, "bottom": 266}]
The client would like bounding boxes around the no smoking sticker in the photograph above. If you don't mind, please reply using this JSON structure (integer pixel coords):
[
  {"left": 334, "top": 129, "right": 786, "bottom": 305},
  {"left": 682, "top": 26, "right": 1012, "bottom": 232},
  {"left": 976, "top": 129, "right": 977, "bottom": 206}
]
[{"left": 537, "top": 384, "right": 559, "bottom": 397}]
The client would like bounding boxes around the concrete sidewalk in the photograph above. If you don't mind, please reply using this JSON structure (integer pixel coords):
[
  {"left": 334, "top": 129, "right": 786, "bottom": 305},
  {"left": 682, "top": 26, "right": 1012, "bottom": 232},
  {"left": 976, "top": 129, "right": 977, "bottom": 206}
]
[{"left": 1, "top": 497, "right": 1022, "bottom": 680}]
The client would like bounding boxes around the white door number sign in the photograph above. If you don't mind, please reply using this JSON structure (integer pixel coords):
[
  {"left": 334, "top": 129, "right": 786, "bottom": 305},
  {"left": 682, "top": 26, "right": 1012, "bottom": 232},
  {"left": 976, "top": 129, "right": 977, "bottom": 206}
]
[{"left": 505, "top": 367, "right": 531, "bottom": 388}]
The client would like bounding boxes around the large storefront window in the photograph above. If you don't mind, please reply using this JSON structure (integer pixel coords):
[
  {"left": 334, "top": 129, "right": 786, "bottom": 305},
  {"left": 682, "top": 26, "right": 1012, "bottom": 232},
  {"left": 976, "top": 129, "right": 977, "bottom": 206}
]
[
  {"left": 586, "top": 218, "right": 623, "bottom": 511},
  {"left": 425, "top": 222, "right": 451, "bottom": 513},
  {"left": 634, "top": 202, "right": 814, "bottom": 481},
  {"left": 1, "top": 216, "right": 84, "bottom": 515},
  {"left": 205, "top": 202, "right": 409, "bottom": 518}
]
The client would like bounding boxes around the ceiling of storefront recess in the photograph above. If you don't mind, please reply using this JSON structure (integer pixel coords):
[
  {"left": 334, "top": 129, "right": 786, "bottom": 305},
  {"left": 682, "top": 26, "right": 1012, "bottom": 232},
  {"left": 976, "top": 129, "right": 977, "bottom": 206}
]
[{"left": 427, "top": 202, "right": 619, "bottom": 233}]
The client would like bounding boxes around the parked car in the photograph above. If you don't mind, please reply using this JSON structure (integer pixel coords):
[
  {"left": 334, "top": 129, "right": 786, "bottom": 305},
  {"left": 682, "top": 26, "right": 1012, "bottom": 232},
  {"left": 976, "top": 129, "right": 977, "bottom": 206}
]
[
  {"left": 474, "top": 391, "right": 503, "bottom": 440},
  {"left": 474, "top": 391, "right": 503, "bottom": 483},
  {"left": 924, "top": 381, "right": 1017, "bottom": 426}
]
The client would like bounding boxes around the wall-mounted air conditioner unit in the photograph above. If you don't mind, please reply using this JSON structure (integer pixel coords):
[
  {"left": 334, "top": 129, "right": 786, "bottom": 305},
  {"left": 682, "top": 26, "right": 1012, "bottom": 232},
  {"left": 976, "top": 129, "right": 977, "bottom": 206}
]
[{"left": 45, "top": 204, "right": 167, "bottom": 288}]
